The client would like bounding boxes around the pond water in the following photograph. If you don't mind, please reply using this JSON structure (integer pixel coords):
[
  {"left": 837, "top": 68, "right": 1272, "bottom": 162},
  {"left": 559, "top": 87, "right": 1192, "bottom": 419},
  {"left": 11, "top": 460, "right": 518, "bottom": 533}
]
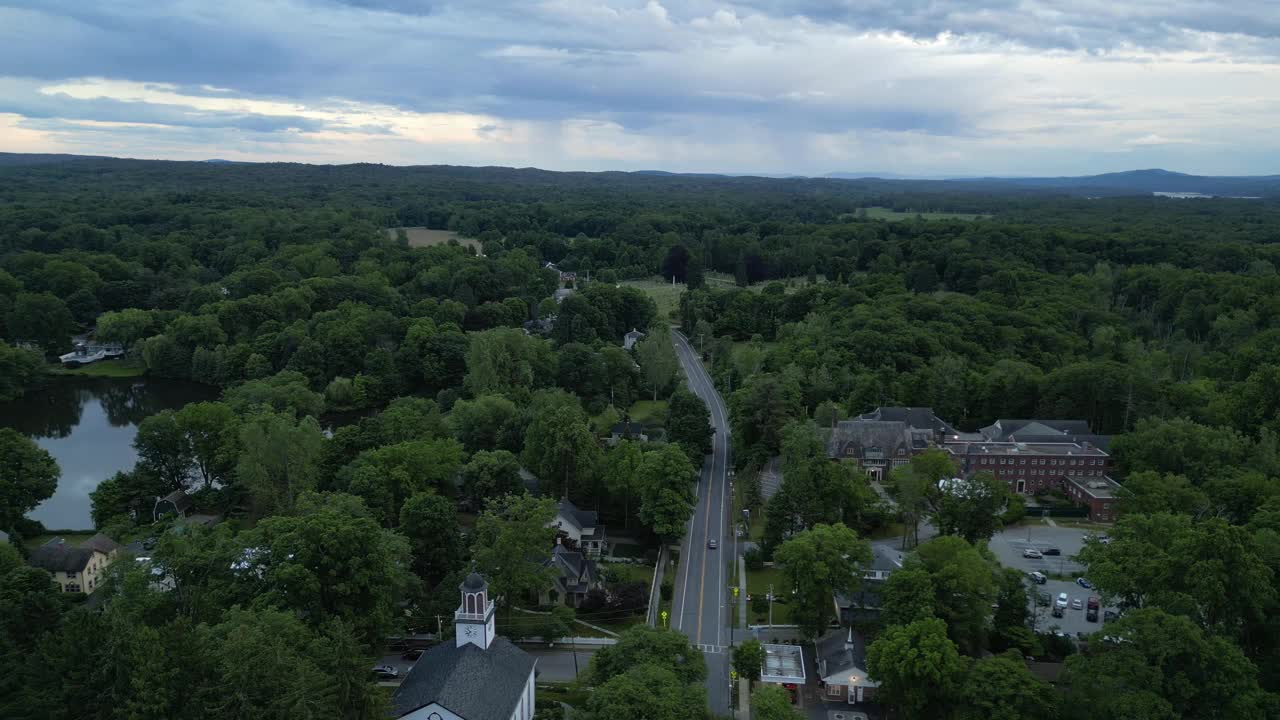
[{"left": 0, "top": 378, "right": 219, "bottom": 530}]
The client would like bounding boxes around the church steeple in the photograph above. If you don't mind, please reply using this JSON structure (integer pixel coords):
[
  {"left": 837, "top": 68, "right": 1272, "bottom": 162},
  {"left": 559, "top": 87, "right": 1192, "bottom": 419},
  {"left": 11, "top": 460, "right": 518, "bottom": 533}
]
[{"left": 455, "top": 572, "right": 496, "bottom": 650}]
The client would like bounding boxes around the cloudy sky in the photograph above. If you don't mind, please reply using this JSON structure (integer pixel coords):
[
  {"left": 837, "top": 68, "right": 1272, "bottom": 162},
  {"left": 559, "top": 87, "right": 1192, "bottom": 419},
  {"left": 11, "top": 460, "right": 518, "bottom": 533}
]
[{"left": 1, "top": 1, "right": 1278, "bottom": 176}]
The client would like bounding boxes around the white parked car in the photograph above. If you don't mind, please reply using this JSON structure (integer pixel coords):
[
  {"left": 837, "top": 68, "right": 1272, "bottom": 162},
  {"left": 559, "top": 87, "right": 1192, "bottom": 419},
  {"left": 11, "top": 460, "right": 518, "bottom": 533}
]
[
  {"left": 1023, "top": 548, "right": 1043, "bottom": 559},
  {"left": 1056, "top": 592, "right": 1069, "bottom": 609}
]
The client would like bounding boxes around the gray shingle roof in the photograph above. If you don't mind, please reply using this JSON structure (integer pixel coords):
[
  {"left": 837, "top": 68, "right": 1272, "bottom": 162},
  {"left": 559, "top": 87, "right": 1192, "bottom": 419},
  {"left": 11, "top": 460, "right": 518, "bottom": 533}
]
[
  {"left": 860, "top": 406, "right": 956, "bottom": 437},
  {"left": 826, "top": 419, "right": 911, "bottom": 459},
  {"left": 981, "top": 419, "right": 1093, "bottom": 442},
  {"left": 391, "top": 638, "right": 535, "bottom": 719},
  {"left": 80, "top": 533, "right": 121, "bottom": 554},
  {"left": 816, "top": 628, "right": 872, "bottom": 683},
  {"left": 29, "top": 544, "right": 97, "bottom": 574},
  {"left": 545, "top": 545, "right": 599, "bottom": 594}
]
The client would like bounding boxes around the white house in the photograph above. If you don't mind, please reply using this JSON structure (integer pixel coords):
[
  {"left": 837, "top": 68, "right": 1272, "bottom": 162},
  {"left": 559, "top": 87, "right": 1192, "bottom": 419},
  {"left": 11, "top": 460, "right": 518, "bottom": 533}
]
[
  {"left": 550, "top": 498, "right": 608, "bottom": 558},
  {"left": 392, "top": 573, "right": 537, "bottom": 720}
]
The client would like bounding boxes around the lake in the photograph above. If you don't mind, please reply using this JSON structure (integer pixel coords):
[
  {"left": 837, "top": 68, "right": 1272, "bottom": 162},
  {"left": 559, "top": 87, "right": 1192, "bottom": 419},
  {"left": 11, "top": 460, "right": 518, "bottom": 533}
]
[{"left": 0, "top": 378, "right": 219, "bottom": 530}]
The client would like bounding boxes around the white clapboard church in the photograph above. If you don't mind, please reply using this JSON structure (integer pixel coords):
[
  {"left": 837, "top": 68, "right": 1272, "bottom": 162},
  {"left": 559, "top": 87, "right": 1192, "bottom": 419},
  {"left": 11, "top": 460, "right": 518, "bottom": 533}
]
[{"left": 392, "top": 573, "right": 537, "bottom": 720}]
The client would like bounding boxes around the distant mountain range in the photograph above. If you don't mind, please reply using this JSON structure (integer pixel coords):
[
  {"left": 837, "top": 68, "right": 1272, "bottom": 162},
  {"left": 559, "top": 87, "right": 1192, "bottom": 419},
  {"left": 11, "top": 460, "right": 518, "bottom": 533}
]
[{"left": 1, "top": 153, "right": 1277, "bottom": 197}]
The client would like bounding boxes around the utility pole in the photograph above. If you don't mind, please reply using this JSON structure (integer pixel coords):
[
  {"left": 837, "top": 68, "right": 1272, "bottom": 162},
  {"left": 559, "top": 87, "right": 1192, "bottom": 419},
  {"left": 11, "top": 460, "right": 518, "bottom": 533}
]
[
  {"left": 571, "top": 635, "right": 579, "bottom": 678},
  {"left": 768, "top": 583, "right": 774, "bottom": 629},
  {"left": 435, "top": 615, "right": 443, "bottom": 637}
]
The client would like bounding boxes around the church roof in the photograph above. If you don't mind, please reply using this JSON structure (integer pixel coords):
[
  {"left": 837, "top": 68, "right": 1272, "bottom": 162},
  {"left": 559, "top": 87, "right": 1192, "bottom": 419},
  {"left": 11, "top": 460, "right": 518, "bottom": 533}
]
[
  {"left": 391, "top": 638, "right": 535, "bottom": 719},
  {"left": 462, "top": 572, "right": 486, "bottom": 591}
]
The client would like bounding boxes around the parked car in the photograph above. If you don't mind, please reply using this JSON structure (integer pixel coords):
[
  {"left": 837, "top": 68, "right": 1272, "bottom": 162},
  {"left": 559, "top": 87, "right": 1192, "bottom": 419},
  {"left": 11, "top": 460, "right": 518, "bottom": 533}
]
[
  {"left": 1052, "top": 605, "right": 1064, "bottom": 618},
  {"left": 1097, "top": 534, "right": 1112, "bottom": 545},
  {"left": 1022, "top": 548, "right": 1043, "bottom": 559},
  {"left": 1028, "top": 571, "right": 1047, "bottom": 584},
  {"left": 1071, "top": 598, "right": 1083, "bottom": 610},
  {"left": 1042, "top": 547, "right": 1061, "bottom": 556},
  {"left": 372, "top": 665, "right": 399, "bottom": 679},
  {"left": 707, "top": 539, "right": 718, "bottom": 550},
  {"left": 1056, "top": 592, "right": 1068, "bottom": 609},
  {"left": 1086, "top": 596, "right": 1100, "bottom": 622},
  {"left": 402, "top": 649, "right": 423, "bottom": 661},
  {"left": 1076, "top": 577, "right": 1093, "bottom": 589}
]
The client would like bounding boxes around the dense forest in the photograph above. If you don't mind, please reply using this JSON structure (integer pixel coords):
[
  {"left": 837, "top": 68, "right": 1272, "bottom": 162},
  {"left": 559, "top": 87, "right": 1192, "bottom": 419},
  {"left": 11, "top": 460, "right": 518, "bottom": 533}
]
[{"left": 1, "top": 158, "right": 1278, "bottom": 720}]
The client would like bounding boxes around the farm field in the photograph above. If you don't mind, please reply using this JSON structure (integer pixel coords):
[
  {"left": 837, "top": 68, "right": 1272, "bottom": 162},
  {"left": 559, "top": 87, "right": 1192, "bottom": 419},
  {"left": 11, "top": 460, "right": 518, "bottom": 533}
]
[
  {"left": 857, "top": 207, "right": 991, "bottom": 221},
  {"left": 386, "top": 227, "right": 481, "bottom": 250}
]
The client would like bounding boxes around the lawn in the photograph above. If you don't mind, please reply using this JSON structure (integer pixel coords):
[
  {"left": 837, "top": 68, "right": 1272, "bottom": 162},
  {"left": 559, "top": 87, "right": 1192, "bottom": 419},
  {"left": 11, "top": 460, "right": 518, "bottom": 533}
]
[
  {"left": 23, "top": 532, "right": 96, "bottom": 550},
  {"left": 626, "top": 400, "right": 668, "bottom": 428},
  {"left": 387, "top": 227, "right": 481, "bottom": 251},
  {"left": 856, "top": 207, "right": 990, "bottom": 221},
  {"left": 600, "top": 562, "right": 655, "bottom": 587},
  {"left": 618, "top": 278, "right": 684, "bottom": 321},
  {"left": 52, "top": 359, "right": 145, "bottom": 377},
  {"left": 744, "top": 566, "right": 795, "bottom": 625}
]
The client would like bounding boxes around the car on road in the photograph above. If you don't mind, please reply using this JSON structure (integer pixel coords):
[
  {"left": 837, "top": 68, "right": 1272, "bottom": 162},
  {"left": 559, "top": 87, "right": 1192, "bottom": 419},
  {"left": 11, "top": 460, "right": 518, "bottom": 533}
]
[
  {"left": 1076, "top": 577, "right": 1093, "bottom": 589},
  {"left": 372, "top": 665, "right": 399, "bottom": 679},
  {"left": 1028, "top": 571, "right": 1047, "bottom": 584},
  {"left": 402, "top": 649, "right": 423, "bottom": 660},
  {"left": 707, "top": 539, "right": 718, "bottom": 549},
  {"left": 1022, "top": 548, "right": 1043, "bottom": 559},
  {"left": 1042, "top": 547, "right": 1061, "bottom": 556},
  {"left": 1071, "top": 598, "right": 1083, "bottom": 610}
]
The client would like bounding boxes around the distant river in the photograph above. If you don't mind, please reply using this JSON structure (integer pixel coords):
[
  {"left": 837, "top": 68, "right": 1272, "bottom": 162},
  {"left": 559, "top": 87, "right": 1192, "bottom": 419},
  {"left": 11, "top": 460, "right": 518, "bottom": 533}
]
[{"left": 0, "top": 378, "right": 219, "bottom": 530}]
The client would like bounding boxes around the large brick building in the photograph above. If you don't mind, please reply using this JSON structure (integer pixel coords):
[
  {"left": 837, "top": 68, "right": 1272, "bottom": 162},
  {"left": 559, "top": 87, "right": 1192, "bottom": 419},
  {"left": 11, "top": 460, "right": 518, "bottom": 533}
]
[
  {"left": 943, "top": 440, "right": 1112, "bottom": 495},
  {"left": 825, "top": 407, "right": 953, "bottom": 480}
]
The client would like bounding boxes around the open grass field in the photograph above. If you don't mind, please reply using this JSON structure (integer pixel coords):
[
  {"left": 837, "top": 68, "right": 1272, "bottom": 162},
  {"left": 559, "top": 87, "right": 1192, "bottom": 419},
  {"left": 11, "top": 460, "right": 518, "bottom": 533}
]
[
  {"left": 857, "top": 207, "right": 990, "bottom": 221},
  {"left": 618, "top": 278, "right": 684, "bottom": 321},
  {"left": 387, "top": 227, "right": 480, "bottom": 250},
  {"left": 51, "top": 358, "right": 146, "bottom": 378}
]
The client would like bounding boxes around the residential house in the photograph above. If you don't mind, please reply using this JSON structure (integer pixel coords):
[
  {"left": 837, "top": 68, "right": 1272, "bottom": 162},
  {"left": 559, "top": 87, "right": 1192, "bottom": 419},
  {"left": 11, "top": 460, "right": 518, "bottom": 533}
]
[
  {"left": 392, "top": 573, "right": 537, "bottom": 720},
  {"left": 816, "top": 628, "right": 879, "bottom": 705},
  {"left": 835, "top": 544, "right": 902, "bottom": 624},
  {"left": 608, "top": 420, "right": 649, "bottom": 445},
  {"left": 622, "top": 328, "right": 645, "bottom": 350},
  {"left": 551, "top": 498, "right": 608, "bottom": 558},
  {"left": 28, "top": 534, "right": 120, "bottom": 594},
  {"left": 539, "top": 544, "right": 603, "bottom": 608},
  {"left": 153, "top": 489, "right": 193, "bottom": 522}
]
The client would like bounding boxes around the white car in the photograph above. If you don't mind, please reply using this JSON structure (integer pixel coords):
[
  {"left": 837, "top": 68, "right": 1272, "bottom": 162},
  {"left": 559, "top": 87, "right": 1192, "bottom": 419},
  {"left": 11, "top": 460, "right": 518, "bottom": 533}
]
[
  {"left": 1056, "top": 592, "right": 1068, "bottom": 609},
  {"left": 372, "top": 665, "right": 399, "bottom": 679},
  {"left": 1022, "top": 548, "right": 1043, "bottom": 559},
  {"left": 1071, "top": 598, "right": 1083, "bottom": 610}
]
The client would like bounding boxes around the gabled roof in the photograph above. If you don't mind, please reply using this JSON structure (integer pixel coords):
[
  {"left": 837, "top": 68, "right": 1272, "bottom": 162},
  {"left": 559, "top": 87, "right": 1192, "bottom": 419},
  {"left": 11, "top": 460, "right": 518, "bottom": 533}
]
[
  {"left": 555, "top": 498, "right": 598, "bottom": 532},
  {"left": 610, "top": 420, "right": 647, "bottom": 437},
  {"left": 981, "top": 419, "right": 1092, "bottom": 442},
  {"left": 391, "top": 638, "right": 535, "bottom": 719},
  {"left": 816, "top": 628, "right": 878, "bottom": 687},
  {"left": 545, "top": 545, "right": 599, "bottom": 593},
  {"left": 157, "top": 489, "right": 193, "bottom": 513},
  {"left": 860, "top": 406, "right": 956, "bottom": 437},
  {"left": 826, "top": 419, "right": 910, "bottom": 459},
  {"left": 29, "top": 544, "right": 99, "bottom": 574},
  {"left": 80, "top": 533, "right": 121, "bottom": 554}
]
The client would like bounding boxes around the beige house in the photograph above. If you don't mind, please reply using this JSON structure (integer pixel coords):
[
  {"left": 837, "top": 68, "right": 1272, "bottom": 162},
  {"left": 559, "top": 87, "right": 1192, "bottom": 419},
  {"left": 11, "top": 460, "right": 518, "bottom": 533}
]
[{"left": 28, "top": 534, "right": 121, "bottom": 594}]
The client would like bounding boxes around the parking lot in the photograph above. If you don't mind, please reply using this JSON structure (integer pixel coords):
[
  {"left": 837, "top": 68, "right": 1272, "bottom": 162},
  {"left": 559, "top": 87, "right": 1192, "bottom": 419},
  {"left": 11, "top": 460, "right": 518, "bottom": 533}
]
[{"left": 989, "top": 523, "right": 1120, "bottom": 638}]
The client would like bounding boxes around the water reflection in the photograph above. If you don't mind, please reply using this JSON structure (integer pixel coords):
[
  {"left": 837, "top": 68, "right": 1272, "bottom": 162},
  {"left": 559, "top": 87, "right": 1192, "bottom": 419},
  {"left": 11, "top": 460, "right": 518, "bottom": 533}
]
[{"left": 0, "top": 378, "right": 219, "bottom": 529}]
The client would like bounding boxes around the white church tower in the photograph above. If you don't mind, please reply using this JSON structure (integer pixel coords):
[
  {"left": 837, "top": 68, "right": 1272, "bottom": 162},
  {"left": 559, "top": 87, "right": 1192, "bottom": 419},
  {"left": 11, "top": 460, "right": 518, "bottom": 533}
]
[{"left": 455, "top": 572, "right": 496, "bottom": 650}]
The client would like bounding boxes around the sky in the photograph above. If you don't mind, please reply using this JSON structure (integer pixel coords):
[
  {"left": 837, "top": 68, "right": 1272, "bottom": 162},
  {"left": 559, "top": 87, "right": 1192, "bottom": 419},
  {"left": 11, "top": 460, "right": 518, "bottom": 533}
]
[{"left": 1, "top": 1, "right": 1278, "bottom": 176}]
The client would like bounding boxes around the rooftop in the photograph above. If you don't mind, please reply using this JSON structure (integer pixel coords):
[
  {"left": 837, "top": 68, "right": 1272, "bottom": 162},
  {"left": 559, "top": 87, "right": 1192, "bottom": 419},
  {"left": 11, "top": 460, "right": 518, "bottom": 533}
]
[
  {"left": 391, "top": 638, "right": 535, "bottom": 719},
  {"left": 943, "top": 441, "right": 1108, "bottom": 457},
  {"left": 816, "top": 628, "right": 878, "bottom": 688},
  {"left": 761, "top": 643, "right": 806, "bottom": 684},
  {"left": 1065, "top": 474, "right": 1121, "bottom": 499}
]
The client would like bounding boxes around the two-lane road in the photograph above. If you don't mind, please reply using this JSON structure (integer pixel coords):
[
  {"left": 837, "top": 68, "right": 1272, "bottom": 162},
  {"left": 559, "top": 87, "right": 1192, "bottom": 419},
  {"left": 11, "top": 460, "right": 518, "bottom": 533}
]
[{"left": 670, "top": 330, "right": 732, "bottom": 715}]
